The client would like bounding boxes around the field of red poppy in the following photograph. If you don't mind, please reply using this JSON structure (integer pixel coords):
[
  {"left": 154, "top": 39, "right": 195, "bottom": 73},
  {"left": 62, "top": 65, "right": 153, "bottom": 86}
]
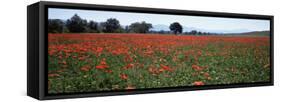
[{"left": 48, "top": 33, "right": 270, "bottom": 94}]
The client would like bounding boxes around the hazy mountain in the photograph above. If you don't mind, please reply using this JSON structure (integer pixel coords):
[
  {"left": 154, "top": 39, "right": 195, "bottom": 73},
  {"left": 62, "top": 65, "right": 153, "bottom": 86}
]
[
  {"left": 151, "top": 24, "right": 252, "bottom": 34},
  {"left": 228, "top": 31, "right": 270, "bottom": 36}
]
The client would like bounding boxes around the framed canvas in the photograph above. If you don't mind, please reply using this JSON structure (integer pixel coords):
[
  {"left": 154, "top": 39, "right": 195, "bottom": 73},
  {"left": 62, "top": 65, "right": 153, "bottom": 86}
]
[{"left": 27, "top": 1, "right": 274, "bottom": 100}]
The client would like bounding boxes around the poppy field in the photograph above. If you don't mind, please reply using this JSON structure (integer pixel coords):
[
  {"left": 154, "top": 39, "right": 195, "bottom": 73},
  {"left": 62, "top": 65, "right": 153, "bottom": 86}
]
[{"left": 48, "top": 33, "right": 270, "bottom": 94}]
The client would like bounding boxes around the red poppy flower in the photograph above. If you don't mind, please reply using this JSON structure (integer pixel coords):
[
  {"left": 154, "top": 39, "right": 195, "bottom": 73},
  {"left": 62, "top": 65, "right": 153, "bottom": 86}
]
[
  {"left": 96, "top": 47, "right": 103, "bottom": 53},
  {"left": 193, "top": 81, "right": 204, "bottom": 86},
  {"left": 160, "top": 64, "right": 173, "bottom": 72},
  {"left": 100, "top": 60, "right": 106, "bottom": 65},
  {"left": 96, "top": 58, "right": 109, "bottom": 69},
  {"left": 203, "top": 72, "right": 209, "bottom": 77},
  {"left": 192, "top": 64, "right": 203, "bottom": 71},
  {"left": 203, "top": 72, "right": 212, "bottom": 80},
  {"left": 80, "top": 65, "right": 91, "bottom": 72},
  {"left": 120, "top": 73, "right": 128, "bottom": 80},
  {"left": 95, "top": 65, "right": 108, "bottom": 69},
  {"left": 124, "top": 55, "right": 133, "bottom": 62},
  {"left": 123, "top": 63, "right": 134, "bottom": 69},
  {"left": 158, "top": 68, "right": 165, "bottom": 72}
]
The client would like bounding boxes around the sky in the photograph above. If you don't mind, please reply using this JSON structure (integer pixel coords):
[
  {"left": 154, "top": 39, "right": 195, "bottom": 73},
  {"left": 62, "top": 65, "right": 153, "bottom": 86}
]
[{"left": 48, "top": 8, "right": 270, "bottom": 33}]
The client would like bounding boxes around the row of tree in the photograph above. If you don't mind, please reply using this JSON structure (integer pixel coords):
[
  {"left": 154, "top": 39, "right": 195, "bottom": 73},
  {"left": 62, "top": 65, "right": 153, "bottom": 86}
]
[
  {"left": 150, "top": 30, "right": 219, "bottom": 35},
  {"left": 48, "top": 14, "right": 216, "bottom": 35},
  {"left": 48, "top": 14, "right": 155, "bottom": 34}
]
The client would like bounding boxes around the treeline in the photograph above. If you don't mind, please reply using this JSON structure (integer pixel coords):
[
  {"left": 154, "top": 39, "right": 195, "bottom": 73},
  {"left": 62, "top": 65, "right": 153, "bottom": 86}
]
[
  {"left": 150, "top": 30, "right": 219, "bottom": 35},
  {"left": 48, "top": 14, "right": 152, "bottom": 34},
  {"left": 48, "top": 14, "right": 218, "bottom": 35}
]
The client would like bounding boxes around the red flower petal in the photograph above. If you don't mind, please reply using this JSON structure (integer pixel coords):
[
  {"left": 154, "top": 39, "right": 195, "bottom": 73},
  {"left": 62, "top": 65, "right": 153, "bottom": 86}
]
[{"left": 193, "top": 81, "right": 204, "bottom": 86}]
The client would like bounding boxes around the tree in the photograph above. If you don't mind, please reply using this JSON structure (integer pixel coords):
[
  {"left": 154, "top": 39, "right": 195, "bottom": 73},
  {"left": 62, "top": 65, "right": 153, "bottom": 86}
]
[
  {"left": 98, "top": 22, "right": 106, "bottom": 33},
  {"left": 198, "top": 31, "right": 202, "bottom": 35},
  {"left": 129, "top": 21, "right": 152, "bottom": 33},
  {"left": 169, "top": 22, "right": 183, "bottom": 35},
  {"left": 87, "top": 20, "right": 99, "bottom": 33},
  {"left": 102, "top": 18, "right": 121, "bottom": 33},
  {"left": 190, "top": 30, "right": 198, "bottom": 35},
  {"left": 66, "top": 14, "right": 87, "bottom": 33},
  {"left": 48, "top": 19, "right": 64, "bottom": 33},
  {"left": 124, "top": 25, "right": 130, "bottom": 33}
]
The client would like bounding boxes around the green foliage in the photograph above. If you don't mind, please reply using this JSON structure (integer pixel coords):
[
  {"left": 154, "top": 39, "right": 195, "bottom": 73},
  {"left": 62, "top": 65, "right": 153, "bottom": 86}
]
[
  {"left": 48, "top": 19, "right": 64, "bottom": 33},
  {"left": 66, "top": 14, "right": 88, "bottom": 33},
  {"left": 86, "top": 20, "right": 99, "bottom": 33},
  {"left": 129, "top": 21, "right": 153, "bottom": 33},
  {"left": 102, "top": 18, "right": 121, "bottom": 33},
  {"left": 169, "top": 22, "right": 183, "bottom": 35}
]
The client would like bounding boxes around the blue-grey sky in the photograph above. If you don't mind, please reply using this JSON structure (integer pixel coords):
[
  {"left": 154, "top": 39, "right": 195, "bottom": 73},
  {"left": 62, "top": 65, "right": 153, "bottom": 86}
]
[{"left": 48, "top": 8, "right": 270, "bottom": 33}]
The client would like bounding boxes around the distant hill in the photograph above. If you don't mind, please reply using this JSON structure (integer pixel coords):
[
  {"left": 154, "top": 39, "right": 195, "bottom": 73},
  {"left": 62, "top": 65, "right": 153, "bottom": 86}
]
[
  {"left": 151, "top": 24, "right": 252, "bottom": 34},
  {"left": 225, "top": 31, "right": 270, "bottom": 36}
]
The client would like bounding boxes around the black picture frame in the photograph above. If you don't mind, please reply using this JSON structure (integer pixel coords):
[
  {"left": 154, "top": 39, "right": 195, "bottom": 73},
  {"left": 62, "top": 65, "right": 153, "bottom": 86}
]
[{"left": 27, "top": 1, "right": 274, "bottom": 100}]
